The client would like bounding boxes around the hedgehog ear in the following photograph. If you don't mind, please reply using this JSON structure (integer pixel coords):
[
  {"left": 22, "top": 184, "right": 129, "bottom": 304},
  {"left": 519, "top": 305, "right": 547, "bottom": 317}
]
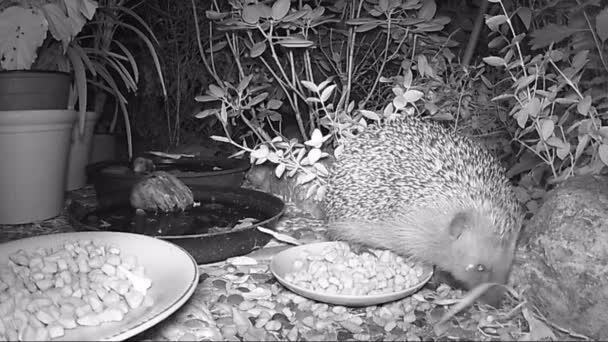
[{"left": 448, "top": 211, "right": 471, "bottom": 239}]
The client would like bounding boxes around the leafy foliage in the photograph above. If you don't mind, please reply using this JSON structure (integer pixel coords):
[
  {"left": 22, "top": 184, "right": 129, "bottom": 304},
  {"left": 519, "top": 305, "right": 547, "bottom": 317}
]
[
  {"left": 194, "top": 0, "right": 455, "bottom": 193},
  {"left": 482, "top": 0, "right": 608, "bottom": 183}
]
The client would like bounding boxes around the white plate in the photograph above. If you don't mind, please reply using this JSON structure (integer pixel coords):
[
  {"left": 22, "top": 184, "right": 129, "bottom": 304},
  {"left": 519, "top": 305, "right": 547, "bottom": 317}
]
[
  {"left": 0, "top": 231, "right": 199, "bottom": 341},
  {"left": 270, "top": 241, "right": 433, "bottom": 307}
]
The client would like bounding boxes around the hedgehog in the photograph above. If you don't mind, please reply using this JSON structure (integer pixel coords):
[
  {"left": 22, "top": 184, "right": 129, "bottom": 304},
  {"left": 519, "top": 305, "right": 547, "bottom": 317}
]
[{"left": 323, "top": 115, "right": 522, "bottom": 304}]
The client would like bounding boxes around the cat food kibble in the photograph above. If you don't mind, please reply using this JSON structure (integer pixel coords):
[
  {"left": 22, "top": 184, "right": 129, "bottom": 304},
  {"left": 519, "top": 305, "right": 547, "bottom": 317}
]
[
  {"left": 284, "top": 242, "right": 425, "bottom": 296},
  {"left": 0, "top": 239, "right": 153, "bottom": 341}
]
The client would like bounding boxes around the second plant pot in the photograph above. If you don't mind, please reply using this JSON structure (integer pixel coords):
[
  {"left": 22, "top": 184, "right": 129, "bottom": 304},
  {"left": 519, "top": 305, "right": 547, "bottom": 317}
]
[
  {"left": 66, "top": 111, "right": 102, "bottom": 191},
  {"left": 87, "top": 157, "right": 251, "bottom": 207}
]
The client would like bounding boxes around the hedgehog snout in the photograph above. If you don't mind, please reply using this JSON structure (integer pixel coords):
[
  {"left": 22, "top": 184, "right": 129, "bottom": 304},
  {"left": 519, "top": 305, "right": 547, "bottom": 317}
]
[{"left": 453, "top": 247, "right": 514, "bottom": 307}]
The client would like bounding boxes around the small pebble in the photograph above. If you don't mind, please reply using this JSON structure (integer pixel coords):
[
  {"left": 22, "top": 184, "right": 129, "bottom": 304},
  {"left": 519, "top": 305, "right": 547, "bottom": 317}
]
[
  {"left": 221, "top": 325, "right": 238, "bottom": 339},
  {"left": 384, "top": 320, "right": 397, "bottom": 332},
  {"left": 212, "top": 279, "right": 226, "bottom": 290},
  {"left": 302, "top": 316, "right": 315, "bottom": 327},
  {"left": 238, "top": 300, "right": 256, "bottom": 311},
  {"left": 257, "top": 300, "right": 275, "bottom": 309},
  {"left": 250, "top": 273, "right": 271, "bottom": 281},
  {"left": 227, "top": 294, "right": 244, "bottom": 305},
  {"left": 353, "top": 333, "right": 371, "bottom": 341},
  {"left": 340, "top": 320, "right": 363, "bottom": 334},
  {"left": 271, "top": 313, "right": 290, "bottom": 325},
  {"left": 337, "top": 330, "right": 353, "bottom": 341},
  {"left": 264, "top": 320, "right": 282, "bottom": 331},
  {"left": 183, "top": 318, "right": 206, "bottom": 330}
]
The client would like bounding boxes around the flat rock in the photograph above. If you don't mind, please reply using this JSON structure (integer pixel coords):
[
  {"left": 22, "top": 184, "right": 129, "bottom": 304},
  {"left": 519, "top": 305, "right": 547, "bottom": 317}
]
[{"left": 512, "top": 175, "right": 608, "bottom": 340}]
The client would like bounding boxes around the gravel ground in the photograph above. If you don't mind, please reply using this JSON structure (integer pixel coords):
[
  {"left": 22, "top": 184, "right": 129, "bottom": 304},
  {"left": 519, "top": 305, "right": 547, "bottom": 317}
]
[{"left": 1, "top": 186, "right": 533, "bottom": 341}]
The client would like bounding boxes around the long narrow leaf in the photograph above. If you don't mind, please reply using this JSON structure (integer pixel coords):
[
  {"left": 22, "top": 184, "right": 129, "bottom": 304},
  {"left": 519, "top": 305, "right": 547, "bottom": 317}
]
[
  {"left": 110, "top": 20, "right": 166, "bottom": 96},
  {"left": 92, "top": 60, "right": 133, "bottom": 158},
  {"left": 110, "top": 40, "right": 138, "bottom": 82},
  {"left": 91, "top": 61, "right": 128, "bottom": 104},
  {"left": 107, "top": 4, "right": 160, "bottom": 46},
  {"left": 66, "top": 45, "right": 88, "bottom": 136},
  {"left": 116, "top": 94, "right": 132, "bottom": 159},
  {"left": 71, "top": 44, "right": 97, "bottom": 77},
  {"left": 83, "top": 47, "right": 130, "bottom": 62},
  {"left": 104, "top": 55, "right": 137, "bottom": 92}
]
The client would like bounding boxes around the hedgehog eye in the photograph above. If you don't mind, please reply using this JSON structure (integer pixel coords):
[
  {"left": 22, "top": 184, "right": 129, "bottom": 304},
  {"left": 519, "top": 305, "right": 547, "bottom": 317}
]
[{"left": 465, "top": 263, "right": 486, "bottom": 272}]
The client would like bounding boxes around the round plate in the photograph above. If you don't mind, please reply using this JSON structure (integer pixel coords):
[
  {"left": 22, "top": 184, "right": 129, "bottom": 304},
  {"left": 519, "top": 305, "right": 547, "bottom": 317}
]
[
  {"left": 0, "top": 231, "right": 199, "bottom": 341},
  {"left": 270, "top": 242, "right": 433, "bottom": 307}
]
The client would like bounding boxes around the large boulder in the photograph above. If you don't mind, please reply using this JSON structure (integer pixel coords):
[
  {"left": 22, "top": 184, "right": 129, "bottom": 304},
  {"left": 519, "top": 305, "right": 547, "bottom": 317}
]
[{"left": 512, "top": 175, "right": 608, "bottom": 340}]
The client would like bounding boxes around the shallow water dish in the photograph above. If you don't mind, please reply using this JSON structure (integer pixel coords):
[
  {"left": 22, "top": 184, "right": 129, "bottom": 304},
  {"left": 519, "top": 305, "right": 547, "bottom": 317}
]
[
  {"left": 86, "top": 157, "right": 250, "bottom": 207},
  {"left": 68, "top": 185, "right": 285, "bottom": 265},
  {"left": 0, "top": 231, "right": 199, "bottom": 341},
  {"left": 270, "top": 241, "right": 434, "bottom": 307}
]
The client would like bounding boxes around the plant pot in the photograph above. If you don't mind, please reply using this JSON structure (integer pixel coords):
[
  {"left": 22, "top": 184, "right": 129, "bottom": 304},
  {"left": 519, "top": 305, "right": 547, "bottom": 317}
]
[
  {"left": 66, "top": 111, "right": 102, "bottom": 191},
  {"left": 90, "top": 133, "right": 118, "bottom": 164},
  {"left": 0, "top": 109, "right": 77, "bottom": 224},
  {"left": 0, "top": 70, "right": 71, "bottom": 110},
  {"left": 86, "top": 157, "right": 251, "bottom": 207}
]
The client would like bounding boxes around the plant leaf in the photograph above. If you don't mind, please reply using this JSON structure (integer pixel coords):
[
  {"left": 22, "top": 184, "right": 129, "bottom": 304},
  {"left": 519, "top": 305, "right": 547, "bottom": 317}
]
[
  {"left": 575, "top": 134, "right": 590, "bottom": 159},
  {"left": 238, "top": 74, "right": 254, "bottom": 94},
  {"left": 596, "top": 8, "right": 608, "bottom": 43},
  {"left": 355, "top": 22, "right": 379, "bottom": 32},
  {"left": 271, "top": 0, "right": 290, "bottom": 20},
  {"left": 577, "top": 95, "right": 592, "bottom": 115},
  {"left": 482, "top": 56, "right": 506, "bottom": 67},
  {"left": 66, "top": 45, "right": 87, "bottom": 135},
  {"left": 526, "top": 96, "right": 541, "bottom": 117},
  {"left": 42, "top": 3, "right": 75, "bottom": 51},
  {"left": 517, "top": 7, "right": 532, "bottom": 30},
  {"left": 539, "top": 119, "right": 554, "bottom": 140},
  {"left": 195, "top": 95, "right": 219, "bottom": 102},
  {"left": 485, "top": 15, "right": 507, "bottom": 31},
  {"left": 301, "top": 80, "right": 318, "bottom": 92},
  {"left": 599, "top": 144, "right": 608, "bottom": 166},
  {"left": 0, "top": 6, "right": 48, "bottom": 70},
  {"left": 276, "top": 38, "right": 314, "bottom": 48},
  {"left": 320, "top": 84, "right": 336, "bottom": 103},
  {"left": 298, "top": 172, "right": 316, "bottom": 185},
  {"left": 418, "top": 0, "right": 436, "bottom": 20},
  {"left": 247, "top": 92, "right": 269, "bottom": 107},
  {"left": 307, "top": 148, "right": 322, "bottom": 164},
  {"left": 208, "top": 84, "right": 225, "bottom": 98},
  {"left": 195, "top": 109, "right": 218, "bottom": 119},
  {"left": 305, "top": 129, "right": 323, "bottom": 148},
  {"left": 242, "top": 5, "right": 261, "bottom": 24},
  {"left": 402, "top": 89, "right": 424, "bottom": 103},
  {"left": 360, "top": 110, "right": 381, "bottom": 121},
  {"left": 250, "top": 41, "right": 266, "bottom": 58},
  {"left": 275, "top": 163, "right": 286, "bottom": 178},
  {"left": 267, "top": 99, "right": 283, "bottom": 109}
]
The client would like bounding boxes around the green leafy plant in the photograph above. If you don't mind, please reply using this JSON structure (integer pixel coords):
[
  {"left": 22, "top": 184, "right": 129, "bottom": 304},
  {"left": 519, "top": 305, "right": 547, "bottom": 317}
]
[
  {"left": 193, "top": 0, "right": 453, "bottom": 193},
  {"left": 73, "top": 0, "right": 167, "bottom": 158},
  {"left": 481, "top": 0, "right": 608, "bottom": 183},
  {"left": 0, "top": 0, "right": 166, "bottom": 157},
  {"left": 0, "top": 0, "right": 99, "bottom": 132}
]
